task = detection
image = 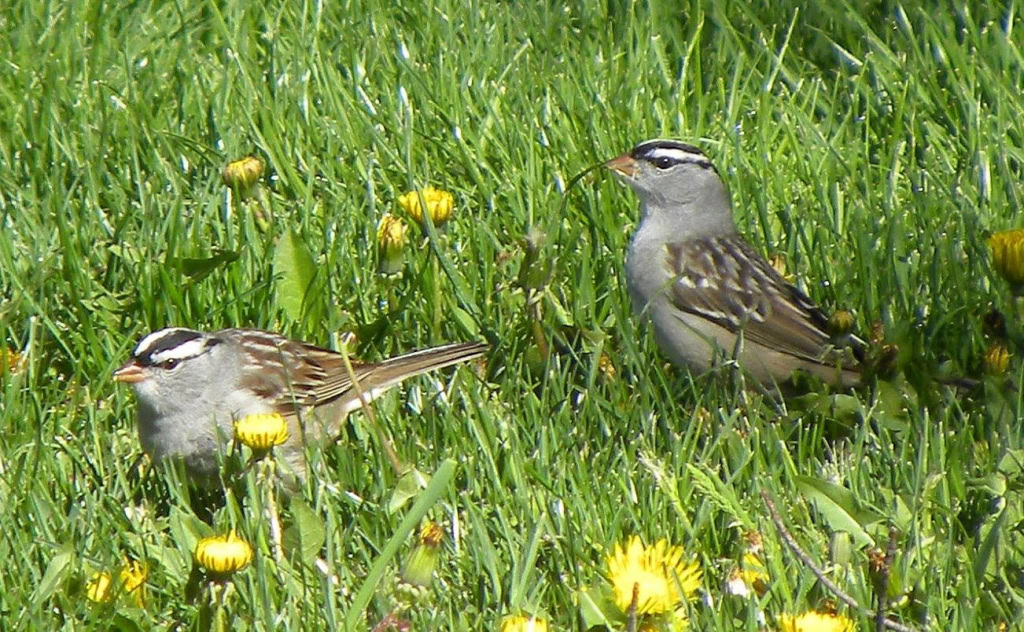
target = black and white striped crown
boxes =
[630,139,715,171]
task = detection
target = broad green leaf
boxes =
[388,467,429,515]
[284,498,326,566]
[169,508,213,564]
[169,250,241,281]
[795,476,880,547]
[450,305,481,337]
[32,542,74,610]
[273,230,316,322]
[577,584,623,629]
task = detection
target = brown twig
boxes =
[875,526,900,632]
[626,583,639,632]
[761,491,918,632]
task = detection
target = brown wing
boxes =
[665,236,858,368]
[221,329,486,415]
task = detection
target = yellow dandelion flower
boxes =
[221,156,265,195]
[983,342,1011,376]
[377,213,409,275]
[597,353,617,380]
[86,571,113,603]
[988,229,1024,288]
[606,536,702,615]
[194,531,253,576]
[778,611,856,632]
[401,521,444,588]
[499,614,549,632]
[119,561,147,590]
[234,413,289,451]
[119,559,147,600]
[398,186,454,226]
[85,560,147,605]
[669,606,690,630]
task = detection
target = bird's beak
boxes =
[604,153,638,179]
[113,360,148,384]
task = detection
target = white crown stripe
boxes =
[643,146,706,163]
[133,327,198,357]
[148,338,209,364]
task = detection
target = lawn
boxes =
[1,0,1022,629]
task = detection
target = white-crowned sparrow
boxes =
[114,327,487,478]
[606,139,862,386]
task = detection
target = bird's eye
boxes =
[654,156,675,170]
[160,359,179,370]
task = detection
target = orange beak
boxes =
[604,153,638,178]
[113,360,148,384]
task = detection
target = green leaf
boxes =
[169,250,241,281]
[973,498,1007,579]
[31,542,74,610]
[388,467,429,515]
[450,305,481,337]
[284,498,326,566]
[577,584,623,629]
[795,476,881,547]
[273,230,316,322]
[169,508,213,562]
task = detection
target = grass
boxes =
[1,0,1023,629]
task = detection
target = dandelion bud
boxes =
[194,531,253,578]
[984,342,1011,376]
[398,187,454,227]
[988,229,1024,290]
[400,521,444,588]
[234,413,289,452]
[377,213,409,275]
[221,156,264,198]
[828,310,855,336]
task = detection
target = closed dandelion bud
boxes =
[989,229,1024,289]
[984,342,1011,376]
[234,412,289,452]
[398,187,454,227]
[499,614,549,632]
[377,213,409,275]
[400,521,444,588]
[221,156,264,198]
[194,531,253,578]
[828,310,855,336]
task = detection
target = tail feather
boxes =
[340,341,487,413]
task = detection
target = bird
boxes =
[113,327,487,479]
[605,139,862,387]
